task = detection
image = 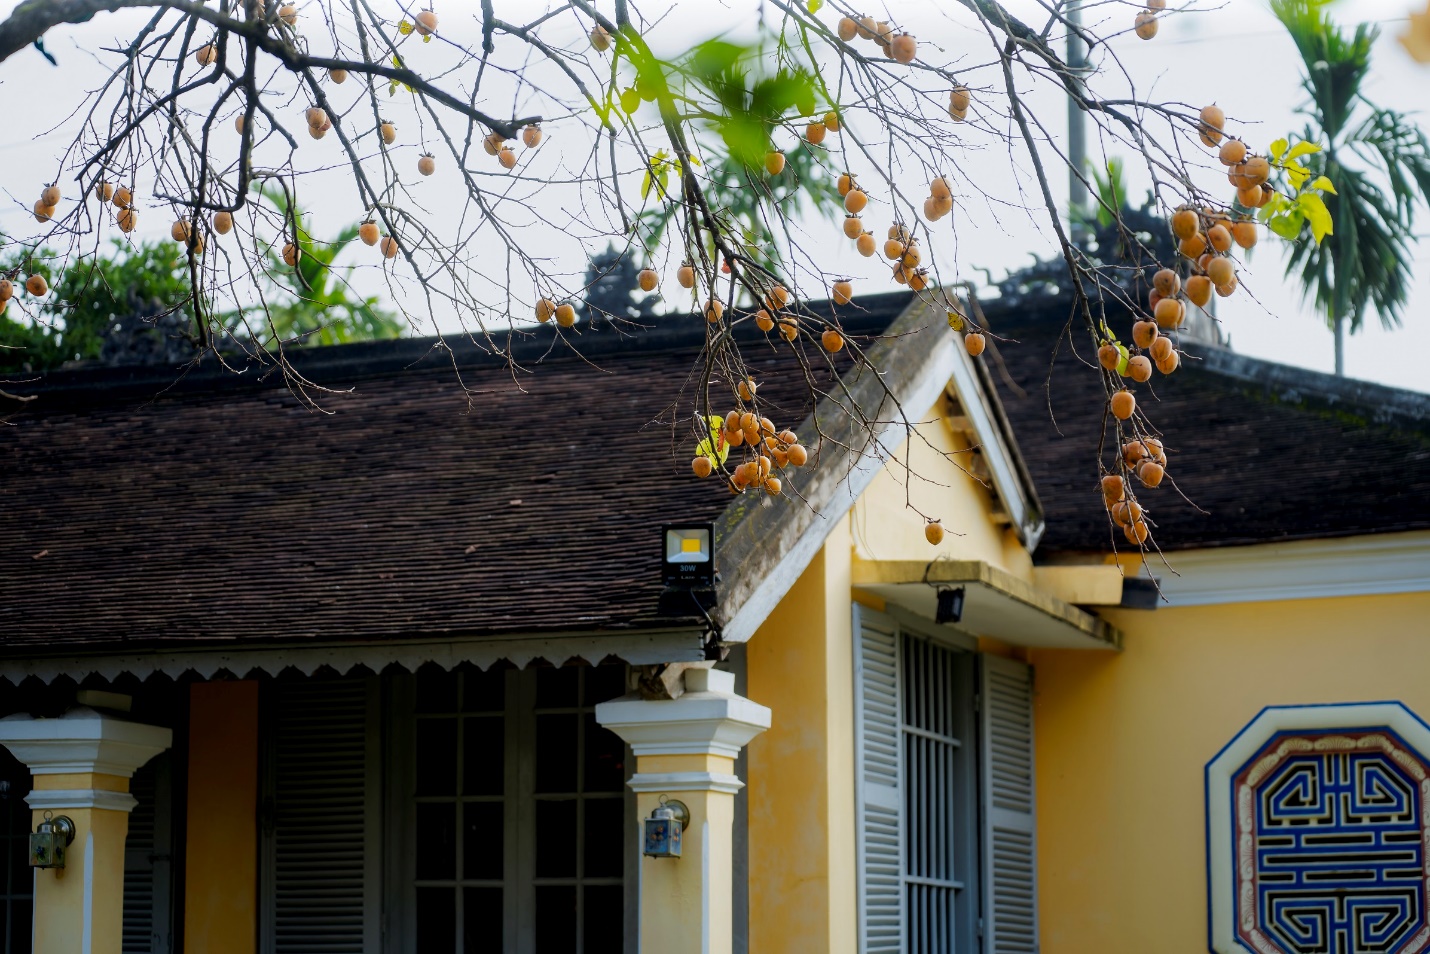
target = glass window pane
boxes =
[415,886,456,954]
[462,886,503,954]
[535,799,577,878]
[534,885,577,954]
[535,714,578,794]
[583,884,625,954]
[584,715,626,793]
[536,667,580,709]
[8,898,32,954]
[583,665,626,707]
[462,665,507,713]
[583,798,625,879]
[10,832,31,896]
[415,803,457,880]
[416,664,459,713]
[462,801,504,881]
[416,717,458,796]
[462,716,504,797]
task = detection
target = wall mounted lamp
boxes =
[30,812,75,869]
[643,796,689,859]
[936,586,965,625]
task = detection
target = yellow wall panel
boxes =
[851,404,1031,581]
[1032,592,1430,953]
[746,517,858,954]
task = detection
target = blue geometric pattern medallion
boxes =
[1232,731,1430,954]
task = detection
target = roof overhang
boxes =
[714,294,1046,645]
[852,558,1121,650]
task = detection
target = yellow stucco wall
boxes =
[1032,591,1430,953]
[185,680,259,954]
[746,515,858,954]
[850,401,1031,581]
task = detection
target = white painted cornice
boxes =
[26,789,139,813]
[0,708,172,777]
[1154,531,1430,607]
[595,669,771,759]
[626,772,745,795]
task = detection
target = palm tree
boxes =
[1272,0,1430,375]
[245,184,403,346]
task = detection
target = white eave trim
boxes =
[0,628,708,685]
[718,327,960,645]
[1154,531,1430,607]
[945,334,1044,549]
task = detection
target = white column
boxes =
[0,708,172,954]
[596,668,770,954]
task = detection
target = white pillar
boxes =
[596,668,770,954]
[0,708,172,954]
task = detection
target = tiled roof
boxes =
[980,297,1430,553]
[0,296,910,655]
[4,285,1426,658]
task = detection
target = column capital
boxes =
[0,707,172,778]
[595,668,771,759]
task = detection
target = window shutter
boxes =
[979,654,1037,954]
[261,676,380,954]
[852,605,904,954]
[123,753,173,954]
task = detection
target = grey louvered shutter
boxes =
[980,655,1037,954]
[123,753,173,954]
[853,605,904,954]
[261,676,380,954]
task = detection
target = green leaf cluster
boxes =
[630,36,838,275]
[683,38,818,170]
[0,241,195,373]
[1260,138,1337,244]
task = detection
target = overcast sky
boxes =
[1,0,1426,392]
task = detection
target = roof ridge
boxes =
[3,291,916,409]
[979,296,1429,425]
[1196,344,1430,424]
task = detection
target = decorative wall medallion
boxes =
[1208,703,1430,954]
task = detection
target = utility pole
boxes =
[1067,0,1089,241]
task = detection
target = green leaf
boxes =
[1298,191,1334,244]
[806,0,824,11]
[1115,343,1130,377]
[640,170,652,200]
[1285,140,1322,162]
[1270,138,1290,160]
[1308,175,1337,195]
[687,39,745,82]
[1268,210,1305,240]
[696,414,731,465]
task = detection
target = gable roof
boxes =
[2,292,959,671]
[980,296,1430,554]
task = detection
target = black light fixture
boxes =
[936,586,965,625]
[661,524,714,588]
